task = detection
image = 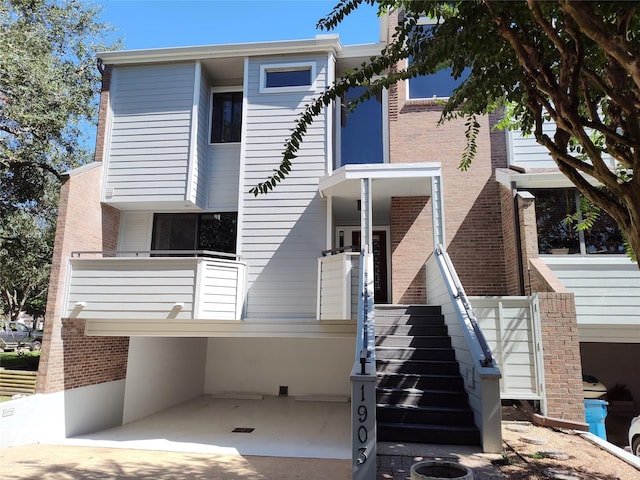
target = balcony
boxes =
[65,251,246,322]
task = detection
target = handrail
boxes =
[355,246,375,373]
[436,244,494,368]
[321,245,357,256]
[71,250,242,261]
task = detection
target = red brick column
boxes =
[537,292,585,422]
[36,165,127,393]
[93,65,112,163]
[499,184,520,295]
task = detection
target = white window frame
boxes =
[259,61,316,94]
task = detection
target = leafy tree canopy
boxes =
[252,0,640,266]
[0,0,117,318]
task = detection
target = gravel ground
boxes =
[499,422,640,480]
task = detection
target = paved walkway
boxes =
[377,442,505,480]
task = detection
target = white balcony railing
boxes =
[65,251,246,321]
[317,251,359,320]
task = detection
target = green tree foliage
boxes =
[252,0,640,266]
[0,0,116,318]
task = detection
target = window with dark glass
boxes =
[340,86,383,166]
[408,66,470,99]
[211,92,242,143]
[152,213,237,255]
[531,188,624,255]
[407,22,470,99]
[265,68,312,88]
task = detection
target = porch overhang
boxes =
[319,163,441,200]
[319,162,445,251]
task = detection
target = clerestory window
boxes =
[260,62,316,93]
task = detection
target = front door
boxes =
[351,230,388,304]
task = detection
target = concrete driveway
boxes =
[1,444,351,480]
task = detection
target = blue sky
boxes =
[95,0,381,50]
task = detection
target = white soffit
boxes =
[495,169,602,190]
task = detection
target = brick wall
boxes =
[61,319,128,390]
[387,58,509,296]
[500,184,521,295]
[93,65,112,163]
[390,196,431,303]
[537,292,585,422]
[36,164,127,394]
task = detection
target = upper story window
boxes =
[531,188,625,255]
[211,92,242,143]
[407,20,470,100]
[151,212,237,255]
[260,62,316,93]
[408,67,470,100]
[340,86,384,166]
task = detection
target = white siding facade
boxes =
[207,144,241,211]
[105,63,199,208]
[509,121,616,171]
[240,54,331,320]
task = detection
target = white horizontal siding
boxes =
[240,54,330,320]
[66,257,245,321]
[106,63,197,205]
[543,256,640,339]
[509,120,615,170]
[193,67,209,207]
[117,212,151,253]
[207,144,240,210]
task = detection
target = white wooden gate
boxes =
[471,296,547,415]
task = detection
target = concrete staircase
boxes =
[375,304,481,445]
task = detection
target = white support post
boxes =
[431,175,444,248]
[360,178,372,252]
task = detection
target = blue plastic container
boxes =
[584,399,608,440]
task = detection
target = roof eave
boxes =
[98,35,345,65]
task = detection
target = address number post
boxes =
[351,361,376,480]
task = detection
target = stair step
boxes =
[375,305,442,316]
[375,324,448,336]
[375,347,456,361]
[376,387,470,408]
[376,359,460,376]
[375,315,446,326]
[377,373,463,390]
[376,335,451,348]
[377,422,481,446]
[376,404,475,426]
